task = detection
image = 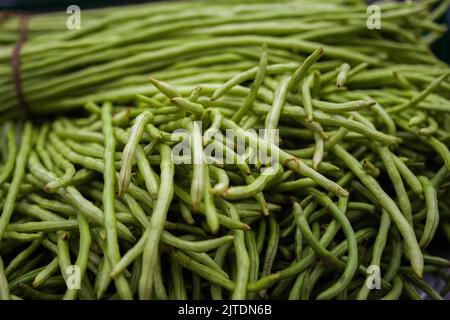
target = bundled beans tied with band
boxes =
[1,0,450,300]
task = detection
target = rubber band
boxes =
[0,12,12,23]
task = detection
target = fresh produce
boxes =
[0,0,450,300]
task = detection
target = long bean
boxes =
[0,122,33,242]
[102,103,133,299]
[139,144,174,299]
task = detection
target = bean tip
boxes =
[110,269,118,279]
[339,188,350,198]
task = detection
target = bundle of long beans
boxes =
[0,0,450,119]
[1,0,450,300]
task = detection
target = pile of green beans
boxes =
[0,0,450,300]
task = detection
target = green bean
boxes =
[139,144,174,299]
[209,166,229,195]
[381,277,403,300]
[136,94,165,108]
[418,176,439,249]
[115,127,159,199]
[211,242,232,300]
[376,145,412,225]
[81,185,130,215]
[0,122,16,185]
[153,255,168,300]
[426,137,450,171]
[102,103,133,300]
[203,109,223,146]
[118,111,153,196]
[260,215,280,297]
[418,117,438,136]
[391,154,423,195]
[287,47,324,92]
[265,76,290,140]
[3,232,43,241]
[172,97,204,116]
[288,269,308,300]
[6,220,77,233]
[179,202,195,225]
[310,70,321,98]
[232,44,267,122]
[381,233,402,286]
[312,134,324,171]
[404,274,443,300]
[149,76,180,99]
[55,231,71,290]
[244,230,259,300]
[19,283,63,300]
[94,255,112,299]
[293,204,304,262]
[255,219,266,256]
[188,85,203,103]
[302,74,314,121]
[219,200,249,299]
[16,201,63,222]
[0,122,33,242]
[401,276,422,300]
[170,257,187,300]
[186,120,205,211]
[32,257,59,288]
[35,124,54,172]
[28,194,76,217]
[347,62,369,80]
[192,273,201,300]
[184,250,229,279]
[222,164,282,200]
[202,165,220,234]
[423,255,450,268]
[313,99,376,113]
[55,128,104,143]
[0,255,9,300]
